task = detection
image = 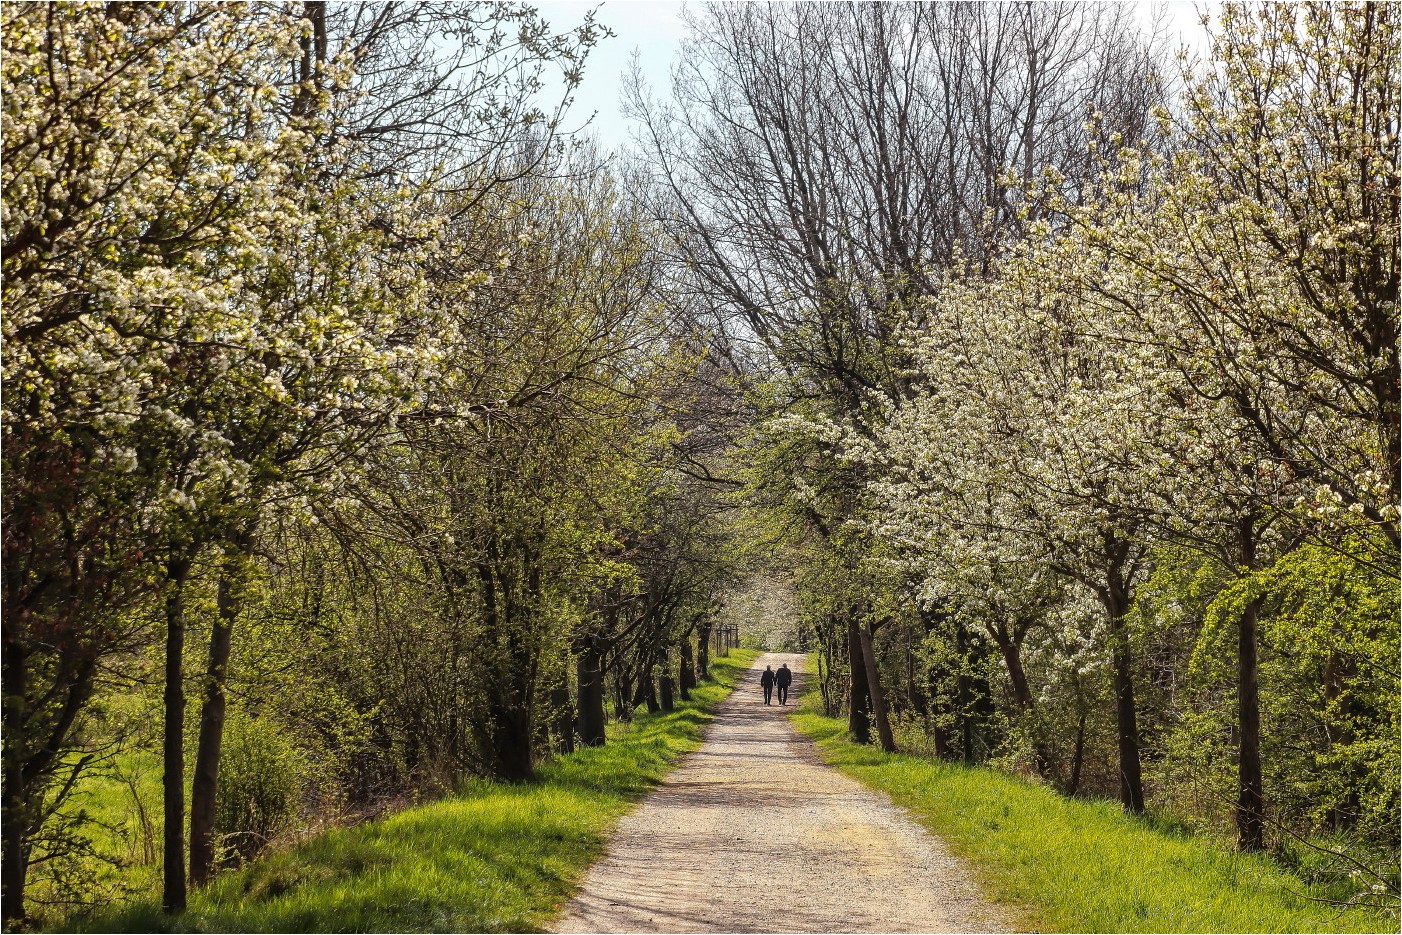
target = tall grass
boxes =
[66,650,759,934]
[789,702,1395,934]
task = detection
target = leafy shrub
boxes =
[214,713,304,862]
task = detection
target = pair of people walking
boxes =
[760,663,792,705]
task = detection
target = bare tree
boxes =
[627,1,1167,749]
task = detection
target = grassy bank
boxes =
[789,702,1394,934]
[70,649,759,934]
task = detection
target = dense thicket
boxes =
[1,0,1397,927]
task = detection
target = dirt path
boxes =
[554,652,1010,934]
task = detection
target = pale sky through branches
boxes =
[536,0,1215,154]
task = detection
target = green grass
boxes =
[67,649,759,934]
[789,699,1396,934]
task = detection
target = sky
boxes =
[535,1,694,151]
[534,1,1217,155]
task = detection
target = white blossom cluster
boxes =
[2,3,458,543]
[773,2,1397,690]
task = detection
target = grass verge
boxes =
[789,698,1394,934]
[69,649,759,934]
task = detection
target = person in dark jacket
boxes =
[776,662,793,705]
[760,665,776,705]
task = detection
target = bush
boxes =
[214,713,304,863]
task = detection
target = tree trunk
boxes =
[846,616,871,744]
[991,623,1050,776]
[859,623,896,753]
[696,623,712,680]
[643,672,659,713]
[2,640,28,924]
[1,642,97,924]
[659,674,675,711]
[614,677,633,722]
[924,616,950,759]
[1094,550,1146,813]
[1235,517,1265,850]
[162,557,191,913]
[1067,707,1087,796]
[905,642,919,715]
[576,640,606,746]
[678,636,694,699]
[189,533,251,887]
[483,625,536,781]
[475,542,536,782]
[631,666,659,715]
[956,620,975,764]
[1108,611,1145,813]
[488,700,533,781]
[1236,592,1265,850]
[931,721,950,759]
[817,642,833,716]
[550,686,575,754]
[993,627,1034,710]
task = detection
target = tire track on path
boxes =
[554,652,1010,934]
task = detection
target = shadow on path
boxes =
[553,652,1008,935]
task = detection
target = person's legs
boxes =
[778,685,788,705]
[763,685,772,705]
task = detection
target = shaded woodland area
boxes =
[2,0,1397,928]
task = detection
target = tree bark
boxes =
[992,627,1034,710]
[643,673,659,713]
[678,636,695,699]
[846,616,871,744]
[1107,608,1145,813]
[818,616,840,716]
[189,533,251,887]
[2,640,28,924]
[931,721,950,759]
[1,645,97,924]
[1235,518,1265,851]
[632,666,660,715]
[991,622,1050,776]
[475,544,536,782]
[1236,593,1265,849]
[859,622,897,753]
[162,557,191,913]
[696,622,711,680]
[575,640,606,746]
[487,700,533,781]
[905,642,919,715]
[659,674,675,711]
[614,676,633,722]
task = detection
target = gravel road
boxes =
[553,652,1010,934]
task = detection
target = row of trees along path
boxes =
[3,2,1396,927]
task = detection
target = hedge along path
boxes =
[554,652,1009,934]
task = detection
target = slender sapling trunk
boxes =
[162,556,192,913]
[846,616,871,744]
[190,532,252,886]
[859,622,897,753]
